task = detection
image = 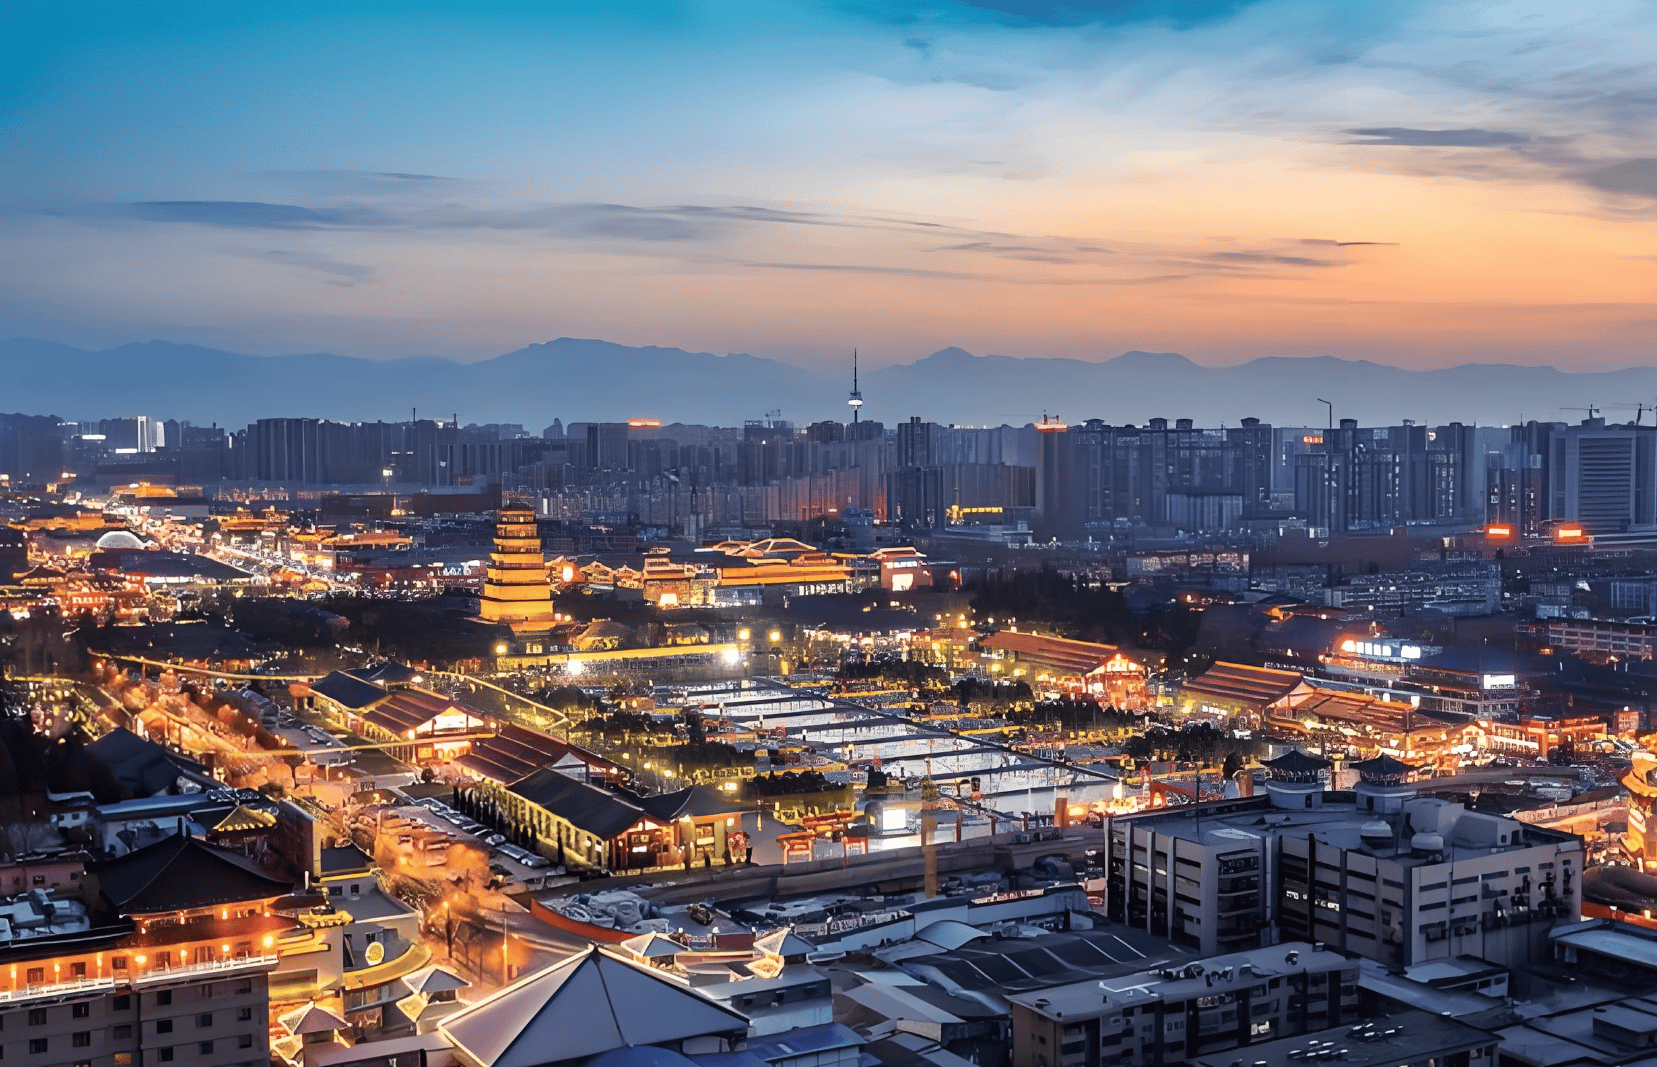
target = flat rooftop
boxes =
[1111,793,1579,867]
[1007,941,1351,1020]
[1185,1008,1493,1067]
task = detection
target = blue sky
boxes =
[3,0,1656,367]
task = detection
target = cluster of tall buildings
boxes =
[11,406,1657,540]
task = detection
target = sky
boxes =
[2,0,1657,369]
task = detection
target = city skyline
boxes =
[4,1,1657,369]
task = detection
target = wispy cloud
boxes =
[1345,127,1529,147]
[225,249,374,286]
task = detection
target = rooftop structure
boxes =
[437,945,750,1067]
[1183,1007,1497,1067]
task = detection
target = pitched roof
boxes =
[507,769,651,839]
[85,727,201,797]
[364,688,481,735]
[980,631,1134,676]
[310,670,389,711]
[348,661,422,686]
[1352,754,1419,781]
[1263,749,1330,778]
[211,804,277,833]
[439,946,749,1067]
[453,721,622,785]
[92,835,293,913]
[1181,661,1303,708]
[634,785,741,823]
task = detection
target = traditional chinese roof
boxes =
[1181,661,1303,709]
[507,769,652,840]
[309,670,389,711]
[91,835,292,914]
[1263,748,1330,781]
[1351,754,1419,783]
[364,688,482,736]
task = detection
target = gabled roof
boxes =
[279,1002,347,1035]
[1352,754,1419,781]
[348,661,422,686]
[91,834,292,913]
[439,946,749,1067]
[508,769,651,839]
[365,688,481,735]
[453,721,623,785]
[1181,661,1303,707]
[1263,749,1330,778]
[310,670,390,711]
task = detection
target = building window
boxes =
[27,1009,46,1026]
[157,1020,173,1034]
[159,1049,174,1063]
[155,991,172,1006]
[73,1031,91,1047]
[70,962,86,979]
[112,957,127,972]
[197,983,213,1000]
[199,1041,214,1055]
[198,1013,213,1028]
[235,980,252,995]
[239,1034,254,1049]
[238,1007,253,1022]
[114,995,131,1011]
[73,1003,90,1018]
[25,968,43,985]
[115,1056,133,1066]
[115,1025,133,1039]
[28,1040,46,1055]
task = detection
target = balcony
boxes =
[132,954,280,987]
[0,977,116,1006]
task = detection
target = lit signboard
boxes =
[1341,639,1423,661]
[1302,435,1324,445]
[1486,524,1514,538]
[1482,674,1517,689]
[1554,525,1585,541]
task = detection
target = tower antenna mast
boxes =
[848,349,864,425]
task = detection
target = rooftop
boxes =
[1184,1008,1494,1067]
[1111,793,1580,867]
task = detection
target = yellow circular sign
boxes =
[365,941,385,966]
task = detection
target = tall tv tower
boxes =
[847,349,863,424]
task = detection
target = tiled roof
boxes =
[1181,661,1303,707]
[980,631,1137,675]
[310,670,389,711]
[364,688,479,735]
[92,835,292,913]
[508,769,651,839]
[452,722,621,785]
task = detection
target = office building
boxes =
[1007,941,1359,1067]
[1104,751,1584,966]
[1544,417,1657,533]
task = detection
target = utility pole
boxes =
[1316,398,1333,433]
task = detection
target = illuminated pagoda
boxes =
[479,501,557,633]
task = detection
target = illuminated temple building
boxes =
[478,503,557,633]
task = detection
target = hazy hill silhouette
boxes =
[4,336,1652,428]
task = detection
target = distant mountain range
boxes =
[3,335,1653,430]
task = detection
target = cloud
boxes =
[1582,159,1657,199]
[129,201,362,229]
[1207,251,1339,267]
[1344,127,1529,147]
[226,249,374,286]
[747,261,985,279]
[1300,239,1398,247]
